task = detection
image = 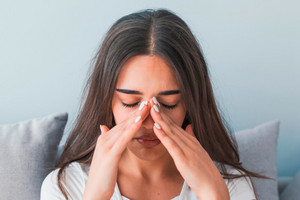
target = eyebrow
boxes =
[116,89,180,96]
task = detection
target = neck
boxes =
[118,148,180,182]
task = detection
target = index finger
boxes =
[111,100,150,148]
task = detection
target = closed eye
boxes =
[160,103,177,110]
[122,102,139,108]
[122,102,177,110]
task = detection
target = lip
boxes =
[134,137,161,147]
[135,136,159,140]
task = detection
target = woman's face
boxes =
[112,55,186,161]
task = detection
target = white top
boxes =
[41,162,256,200]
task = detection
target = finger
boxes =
[150,105,193,154]
[97,124,110,142]
[150,99,205,157]
[185,124,195,137]
[150,104,200,152]
[149,104,173,135]
[149,96,192,143]
[100,125,110,134]
[165,115,201,148]
[110,100,149,135]
[153,122,185,159]
[154,120,205,163]
[149,98,155,108]
[101,100,149,150]
[112,100,150,148]
[173,122,202,151]
[159,110,197,141]
[150,98,174,126]
[151,96,160,107]
[150,105,186,141]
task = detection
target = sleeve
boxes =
[40,169,68,200]
[226,168,257,200]
[40,163,86,200]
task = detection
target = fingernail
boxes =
[152,97,160,106]
[144,100,148,105]
[99,124,103,132]
[138,101,145,111]
[153,104,159,112]
[154,122,161,129]
[135,116,141,123]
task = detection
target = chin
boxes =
[127,143,168,161]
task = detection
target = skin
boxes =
[82,55,230,200]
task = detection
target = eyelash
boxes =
[122,102,177,110]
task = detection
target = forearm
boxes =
[196,180,230,200]
[198,190,230,200]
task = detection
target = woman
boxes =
[41,9,271,200]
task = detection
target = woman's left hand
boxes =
[150,99,230,200]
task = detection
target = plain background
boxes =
[0,0,299,177]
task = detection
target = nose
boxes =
[140,97,157,130]
[142,110,155,130]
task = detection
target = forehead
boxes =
[116,55,179,91]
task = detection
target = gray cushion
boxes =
[0,112,68,200]
[278,177,293,195]
[280,170,300,200]
[234,120,280,200]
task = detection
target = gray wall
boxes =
[1,0,299,177]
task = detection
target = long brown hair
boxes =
[56,9,272,199]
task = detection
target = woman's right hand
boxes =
[82,101,150,200]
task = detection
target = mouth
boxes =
[134,136,161,147]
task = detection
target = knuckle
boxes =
[121,123,128,133]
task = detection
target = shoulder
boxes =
[223,165,256,200]
[212,161,256,199]
[40,162,89,200]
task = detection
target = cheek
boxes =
[112,103,135,124]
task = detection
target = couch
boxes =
[0,112,299,200]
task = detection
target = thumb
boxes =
[100,124,110,133]
[185,124,195,137]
